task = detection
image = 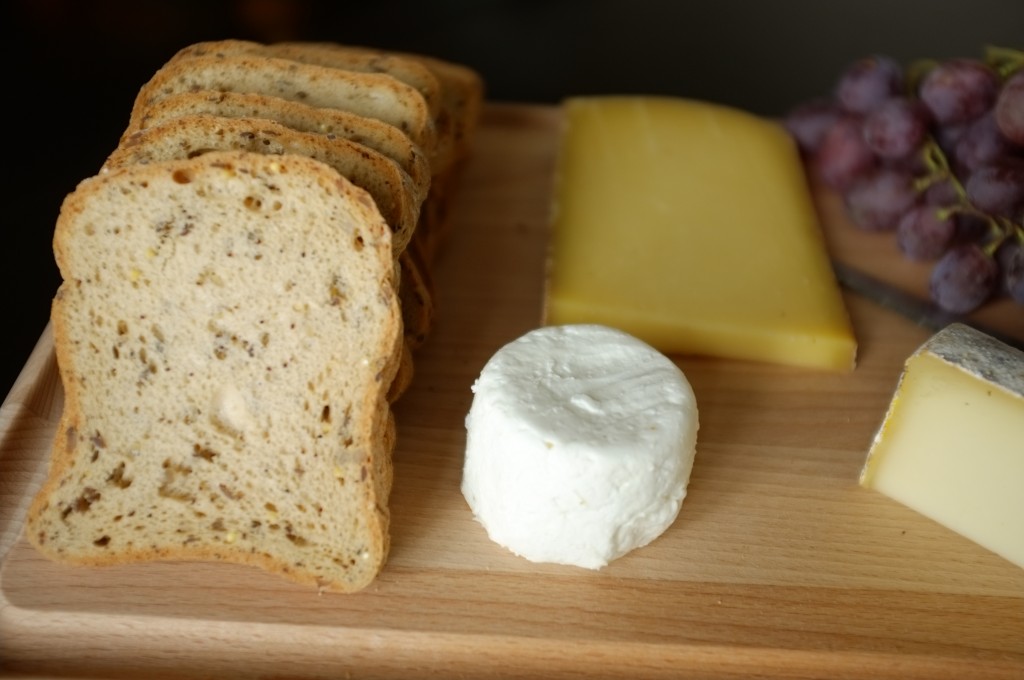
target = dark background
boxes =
[3,0,1023,398]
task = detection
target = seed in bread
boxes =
[26,150,402,593]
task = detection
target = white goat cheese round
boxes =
[461,324,699,569]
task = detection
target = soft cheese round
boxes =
[461,324,699,569]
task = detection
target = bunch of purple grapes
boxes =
[785,47,1023,314]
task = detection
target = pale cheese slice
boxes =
[860,323,1024,569]
[544,96,856,371]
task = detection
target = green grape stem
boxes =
[983,218,1015,257]
[914,137,1020,256]
[994,219,1024,254]
[905,58,939,94]
[984,45,1024,79]
[904,46,1021,95]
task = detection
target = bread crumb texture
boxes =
[28,151,401,593]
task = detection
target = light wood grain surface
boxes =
[1,104,1022,680]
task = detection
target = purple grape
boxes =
[954,111,1014,173]
[923,177,960,206]
[863,97,931,159]
[964,160,1024,217]
[929,244,999,312]
[995,237,1024,304]
[954,213,991,244]
[784,98,843,154]
[995,71,1024,146]
[789,54,1023,315]
[882,151,929,177]
[835,55,904,114]
[897,205,956,260]
[813,116,877,190]
[934,121,969,158]
[919,59,999,125]
[843,169,919,231]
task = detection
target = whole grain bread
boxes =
[283,41,484,175]
[105,113,436,352]
[130,90,432,194]
[170,39,444,122]
[257,42,476,263]
[125,53,438,154]
[106,114,426,257]
[27,40,483,592]
[397,49,484,262]
[144,39,482,262]
[398,244,436,350]
[26,150,402,593]
[270,42,484,261]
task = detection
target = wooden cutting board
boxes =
[1,103,1022,680]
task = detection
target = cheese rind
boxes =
[461,324,699,569]
[860,323,1024,569]
[544,96,856,371]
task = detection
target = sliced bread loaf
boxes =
[105,114,435,352]
[169,39,444,122]
[129,89,432,195]
[126,53,437,154]
[126,38,482,266]
[255,41,476,262]
[398,244,436,350]
[297,43,485,263]
[284,42,484,175]
[26,150,402,593]
[395,49,484,262]
[107,114,426,256]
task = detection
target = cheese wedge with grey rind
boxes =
[860,323,1024,569]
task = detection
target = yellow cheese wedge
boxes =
[544,96,856,370]
[860,323,1024,569]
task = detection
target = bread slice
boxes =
[125,53,437,154]
[398,244,436,350]
[386,337,416,403]
[282,42,484,174]
[165,40,482,177]
[129,90,432,195]
[107,114,426,256]
[297,43,484,263]
[26,150,402,593]
[105,114,435,355]
[169,39,444,122]
[393,49,484,263]
[144,39,481,258]
[388,48,484,175]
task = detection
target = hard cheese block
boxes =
[544,96,856,371]
[860,323,1024,568]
